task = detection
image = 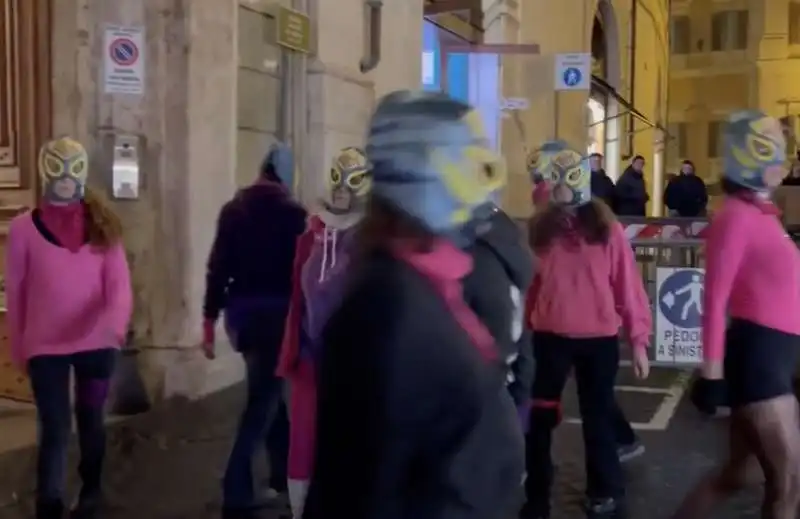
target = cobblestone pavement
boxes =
[0,371,777,519]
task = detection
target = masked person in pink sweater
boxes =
[522,140,651,519]
[671,112,800,519]
[5,137,132,519]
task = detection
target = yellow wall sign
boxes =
[276,6,311,53]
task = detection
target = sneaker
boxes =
[617,441,645,463]
[36,499,64,519]
[584,497,627,518]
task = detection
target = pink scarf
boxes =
[38,201,86,252]
[392,238,497,361]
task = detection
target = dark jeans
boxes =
[223,349,289,508]
[613,403,636,446]
[526,333,623,511]
[29,348,117,505]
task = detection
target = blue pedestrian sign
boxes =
[655,267,705,364]
[563,68,582,87]
[554,53,591,91]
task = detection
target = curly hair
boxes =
[83,186,124,249]
[528,198,616,253]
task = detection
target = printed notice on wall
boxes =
[103,25,145,95]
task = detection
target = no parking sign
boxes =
[103,25,145,95]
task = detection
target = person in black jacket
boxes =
[615,156,649,216]
[303,91,524,519]
[201,143,306,519]
[463,206,534,429]
[664,160,708,217]
[590,153,616,210]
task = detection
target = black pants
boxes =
[526,333,623,511]
[613,404,636,446]
[29,348,117,506]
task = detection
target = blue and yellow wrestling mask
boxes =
[38,137,88,203]
[365,90,506,244]
[533,140,590,207]
[723,110,787,192]
[318,146,370,229]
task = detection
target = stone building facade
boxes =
[0,0,668,402]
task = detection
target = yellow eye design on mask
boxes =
[71,158,86,176]
[329,168,342,186]
[565,167,585,187]
[42,156,65,177]
[346,170,371,193]
[746,134,778,162]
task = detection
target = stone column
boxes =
[481,0,530,217]
[510,0,595,217]
[50,0,239,400]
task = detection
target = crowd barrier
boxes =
[622,217,708,368]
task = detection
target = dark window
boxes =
[790,2,800,44]
[670,16,691,54]
[707,121,723,158]
[711,10,748,51]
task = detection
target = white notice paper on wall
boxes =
[103,25,146,95]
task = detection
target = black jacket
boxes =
[591,169,616,209]
[664,174,708,217]
[203,183,306,349]
[304,250,525,519]
[463,209,534,407]
[615,166,649,216]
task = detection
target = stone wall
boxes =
[51,0,242,401]
[236,2,283,187]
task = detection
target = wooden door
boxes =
[0,0,51,401]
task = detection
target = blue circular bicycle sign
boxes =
[657,269,704,329]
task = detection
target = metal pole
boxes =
[278,49,292,143]
[554,91,560,138]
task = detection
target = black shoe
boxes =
[221,505,269,519]
[519,501,550,519]
[584,497,627,518]
[69,488,103,519]
[36,499,64,519]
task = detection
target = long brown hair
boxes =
[356,196,436,258]
[83,186,124,248]
[528,198,616,253]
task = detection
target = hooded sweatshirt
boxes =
[525,219,651,350]
[202,182,306,349]
[463,208,534,406]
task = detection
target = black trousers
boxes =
[525,332,623,511]
[29,348,117,506]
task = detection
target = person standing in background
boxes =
[664,160,708,217]
[615,155,649,216]
[276,146,370,519]
[524,140,651,519]
[589,153,616,210]
[202,143,306,519]
[5,137,133,519]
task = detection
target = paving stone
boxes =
[0,378,783,519]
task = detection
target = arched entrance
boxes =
[588,0,622,180]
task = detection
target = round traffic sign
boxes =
[109,38,139,66]
[563,67,582,87]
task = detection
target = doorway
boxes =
[0,0,51,401]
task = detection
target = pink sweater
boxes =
[4,213,133,368]
[526,221,652,350]
[703,196,800,362]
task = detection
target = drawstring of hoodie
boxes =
[318,228,339,282]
